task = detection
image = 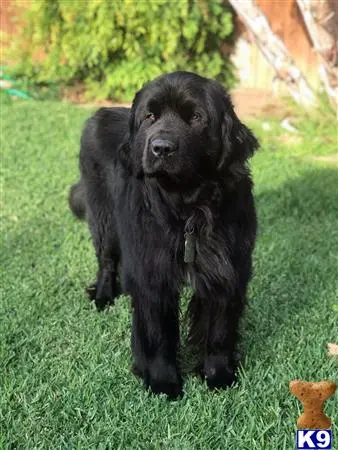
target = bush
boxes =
[8,0,235,101]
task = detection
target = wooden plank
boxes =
[228,0,316,105]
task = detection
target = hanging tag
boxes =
[184,232,196,263]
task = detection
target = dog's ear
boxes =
[218,106,259,170]
[231,109,258,163]
[119,91,144,178]
[210,82,259,170]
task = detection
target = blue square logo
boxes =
[296,429,332,449]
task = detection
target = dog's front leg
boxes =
[204,287,245,390]
[191,284,245,390]
[126,275,182,399]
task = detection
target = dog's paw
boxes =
[148,378,183,400]
[204,354,237,390]
[131,363,143,378]
[85,280,115,311]
[145,359,183,400]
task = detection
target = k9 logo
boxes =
[296,430,332,449]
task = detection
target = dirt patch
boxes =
[78,101,130,109]
[70,86,291,120]
[310,154,338,165]
[231,88,292,119]
[278,134,303,145]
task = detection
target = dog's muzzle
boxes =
[150,138,178,158]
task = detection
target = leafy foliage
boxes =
[9,0,235,101]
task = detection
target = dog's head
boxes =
[121,72,258,186]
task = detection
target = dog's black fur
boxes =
[69,72,258,399]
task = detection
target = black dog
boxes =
[69,72,258,399]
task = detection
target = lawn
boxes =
[1,98,337,449]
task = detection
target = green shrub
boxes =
[8,0,235,101]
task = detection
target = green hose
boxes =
[0,66,32,99]
[3,88,31,99]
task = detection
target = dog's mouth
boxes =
[143,167,202,194]
[142,146,178,177]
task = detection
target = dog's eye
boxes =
[145,113,156,122]
[191,112,201,122]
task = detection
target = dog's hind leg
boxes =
[86,198,121,310]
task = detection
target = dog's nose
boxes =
[151,139,176,157]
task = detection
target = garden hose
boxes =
[0,66,32,99]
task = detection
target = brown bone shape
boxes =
[289,380,337,429]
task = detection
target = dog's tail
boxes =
[68,180,86,220]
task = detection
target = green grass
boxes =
[1,100,337,449]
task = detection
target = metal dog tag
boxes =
[184,232,196,263]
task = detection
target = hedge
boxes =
[8,0,235,101]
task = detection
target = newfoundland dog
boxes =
[69,71,258,399]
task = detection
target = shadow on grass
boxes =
[246,166,338,356]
